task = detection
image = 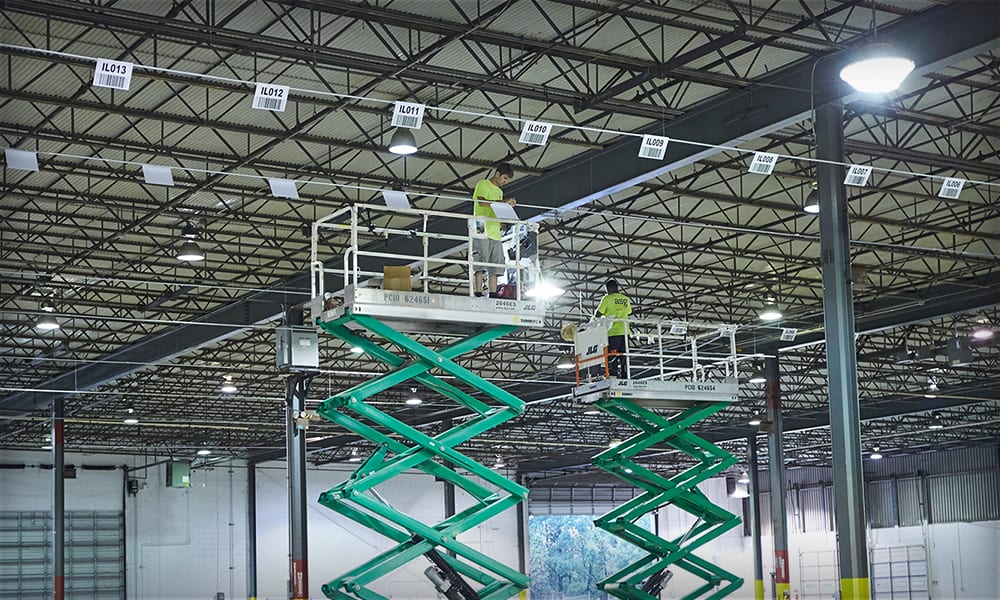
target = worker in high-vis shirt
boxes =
[596,278,632,378]
[472,162,517,297]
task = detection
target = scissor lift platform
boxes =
[573,378,738,409]
[317,285,546,334]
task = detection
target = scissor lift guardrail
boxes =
[309,203,544,599]
[573,320,746,599]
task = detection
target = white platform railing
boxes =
[310,202,540,302]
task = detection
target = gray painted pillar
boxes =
[515,473,529,574]
[51,396,65,600]
[286,375,312,600]
[765,356,790,600]
[815,99,870,599]
[248,463,258,600]
[748,436,765,600]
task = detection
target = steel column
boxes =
[816,100,870,600]
[51,396,65,600]
[748,436,765,600]
[765,356,789,600]
[286,374,313,600]
[248,463,258,600]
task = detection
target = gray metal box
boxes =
[166,460,191,488]
[275,326,319,370]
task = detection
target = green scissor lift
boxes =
[572,318,745,599]
[314,310,530,600]
[590,393,743,599]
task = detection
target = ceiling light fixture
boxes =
[493,456,505,469]
[972,323,994,340]
[748,363,766,384]
[348,448,362,462]
[870,447,883,460]
[123,417,140,425]
[737,471,750,484]
[176,240,205,262]
[35,314,60,331]
[387,127,418,155]
[525,280,566,299]
[220,375,238,394]
[40,299,56,313]
[748,415,762,426]
[556,353,575,370]
[608,438,623,449]
[757,301,782,322]
[839,43,915,94]
[196,448,212,456]
[803,183,820,214]
[924,378,939,399]
[405,388,422,406]
[928,413,944,430]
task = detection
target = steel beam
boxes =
[51,396,65,600]
[816,99,869,600]
[765,356,790,600]
[748,436,765,600]
[286,373,314,600]
[248,463,258,600]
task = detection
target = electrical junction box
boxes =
[166,460,191,488]
[275,326,319,370]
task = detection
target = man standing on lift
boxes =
[472,163,516,297]
[596,278,631,378]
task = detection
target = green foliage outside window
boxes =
[528,514,651,599]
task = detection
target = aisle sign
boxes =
[519,121,551,146]
[844,165,873,187]
[93,59,133,90]
[748,152,779,175]
[938,177,965,199]
[391,101,425,129]
[253,83,289,112]
[638,135,669,160]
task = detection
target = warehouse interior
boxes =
[1,1,999,599]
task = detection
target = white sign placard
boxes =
[780,328,798,341]
[93,59,133,90]
[5,148,39,171]
[268,177,298,199]
[490,201,518,220]
[381,190,411,209]
[391,101,425,129]
[253,83,289,112]
[574,323,609,370]
[519,121,551,146]
[748,152,779,175]
[638,135,669,160]
[938,177,965,199]
[141,164,174,186]
[844,165,873,187]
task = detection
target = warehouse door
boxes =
[0,510,125,599]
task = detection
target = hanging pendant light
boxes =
[36,314,60,331]
[388,127,418,155]
[839,43,915,94]
[176,240,205,262]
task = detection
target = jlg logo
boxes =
[586,344,599,354]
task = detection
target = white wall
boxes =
[3,449,998,600]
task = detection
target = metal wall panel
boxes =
[928,471,1000,523]
[868,480,896,528]
[800,486,829,532]
[897,478,924,527]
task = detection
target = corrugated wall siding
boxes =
[529,445,1000,532]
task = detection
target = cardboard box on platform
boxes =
[383,266,412,291]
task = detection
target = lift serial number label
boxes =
[684,383,718,391]
[403,294,430,304]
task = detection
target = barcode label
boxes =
[519,121,551,145]
[391,101,425,129]
[253,83,289,112]
[938,177,965,199]
[748,152,778,175]
[638,134,669,160]
[780,328,798,341]
[844,165,873,187]
[93,59,133,90]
